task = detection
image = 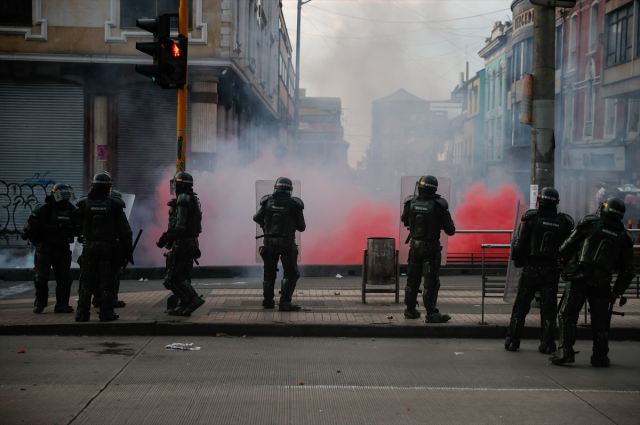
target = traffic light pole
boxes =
[176,0,188,172]
[530,4,556,191]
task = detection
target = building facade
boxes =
[0,0,293,245]
[558,0,640,221]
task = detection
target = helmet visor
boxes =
[53,186,76,203]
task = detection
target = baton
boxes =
[122,229,143,272]
[256,235,265,240]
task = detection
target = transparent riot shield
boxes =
[399,177,451,266]
[255,180,302,263]
[71,193,136,264]
[503,200,530,303]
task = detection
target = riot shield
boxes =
[71,193,136,264]
[503,200,530,303]
[255,180,302,263]
[399,177,451,266]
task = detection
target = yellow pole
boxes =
[176,0,188,172]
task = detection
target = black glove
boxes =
[156,236,166,249]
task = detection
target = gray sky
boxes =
[281,0,513,168]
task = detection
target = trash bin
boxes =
[362,237,399,303]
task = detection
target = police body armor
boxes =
[263,195,296,239]
[578,217,627,272]
[528,211,567,260]
[81,197,118,242]
[168,193,202,238]
[407,197,441,240]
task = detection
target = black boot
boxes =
[113,276,126,308]
[75,287,92,321]
[175,280,204,316]
[505,317,524,351]
[278,278,301,311]
[538,319,557,354]
[54,283,74,313]
[426,309,451,323]
[99,291,119,322]
[404,308,421,319]
[591,332,610,367]
[550,346,577,365]
[262,281,275,309]
[33,282,49,314]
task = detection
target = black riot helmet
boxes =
[170,171,194,195]
[601,197,626,221]
[91,171,113,194]
[274,177,293,194]
[418,175,438,196]
[537,187,560,210]
[51,183,76,203]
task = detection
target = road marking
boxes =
[284,385,639,394]
[0,283,32,299]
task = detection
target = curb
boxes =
[1,321,637,340]
[0,263,506,281]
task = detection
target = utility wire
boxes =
[307,4,509,25]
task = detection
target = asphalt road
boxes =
[1,336,638,425]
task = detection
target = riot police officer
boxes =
[74,172,133,322]
[21,183,80,314]
[253,177,306,311]
[504,187,574,353]
[401,175,455,323]
[550,198,636,367]
[156,171,205,316]
[92,189,127,309]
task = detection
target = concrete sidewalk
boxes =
[1,277,638,339]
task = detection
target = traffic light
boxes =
[159,35,188,89]
[135,15,170,86]
[135,13,188,89]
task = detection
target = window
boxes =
[628,100,639,134]
[498,65,503,108]
[564,89,574,142]
[486,76,491,111]
[0,0,31,25]
[606,3,634,67]
[569,15,578,70]
[583,80,595,138]
[120,0,193,30]
[604,98,617,138]
[492,71,497,109]
[588,4,599,53]
[556,26,563,69]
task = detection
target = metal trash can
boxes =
[362,237,399,303]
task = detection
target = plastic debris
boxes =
[216,333,228,337]
[407,408,410,411]
[336,274,344,278]
[138,278,144,281]
[33,383,37,386]
[334,292,341,296]
[17,348,25,354]
[387,315,393,319]
[455,352,464,355]
[299,381,304,385]
[164,343,201,351]
[144,279,149,282]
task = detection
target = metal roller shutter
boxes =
[117,84,191,214]
[0,79,84,246]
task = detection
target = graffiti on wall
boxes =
[0,176,55,246]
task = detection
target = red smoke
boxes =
[304,199,398,264]
[449,183,524,255]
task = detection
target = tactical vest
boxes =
[408,197,440,240]
[82,197,116,242]
[168,194,202,237]
[264,197,295,238]
[39,203,74,244]
[185,195,202,237]
[529,213,566,259]
[578,218,626,272]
